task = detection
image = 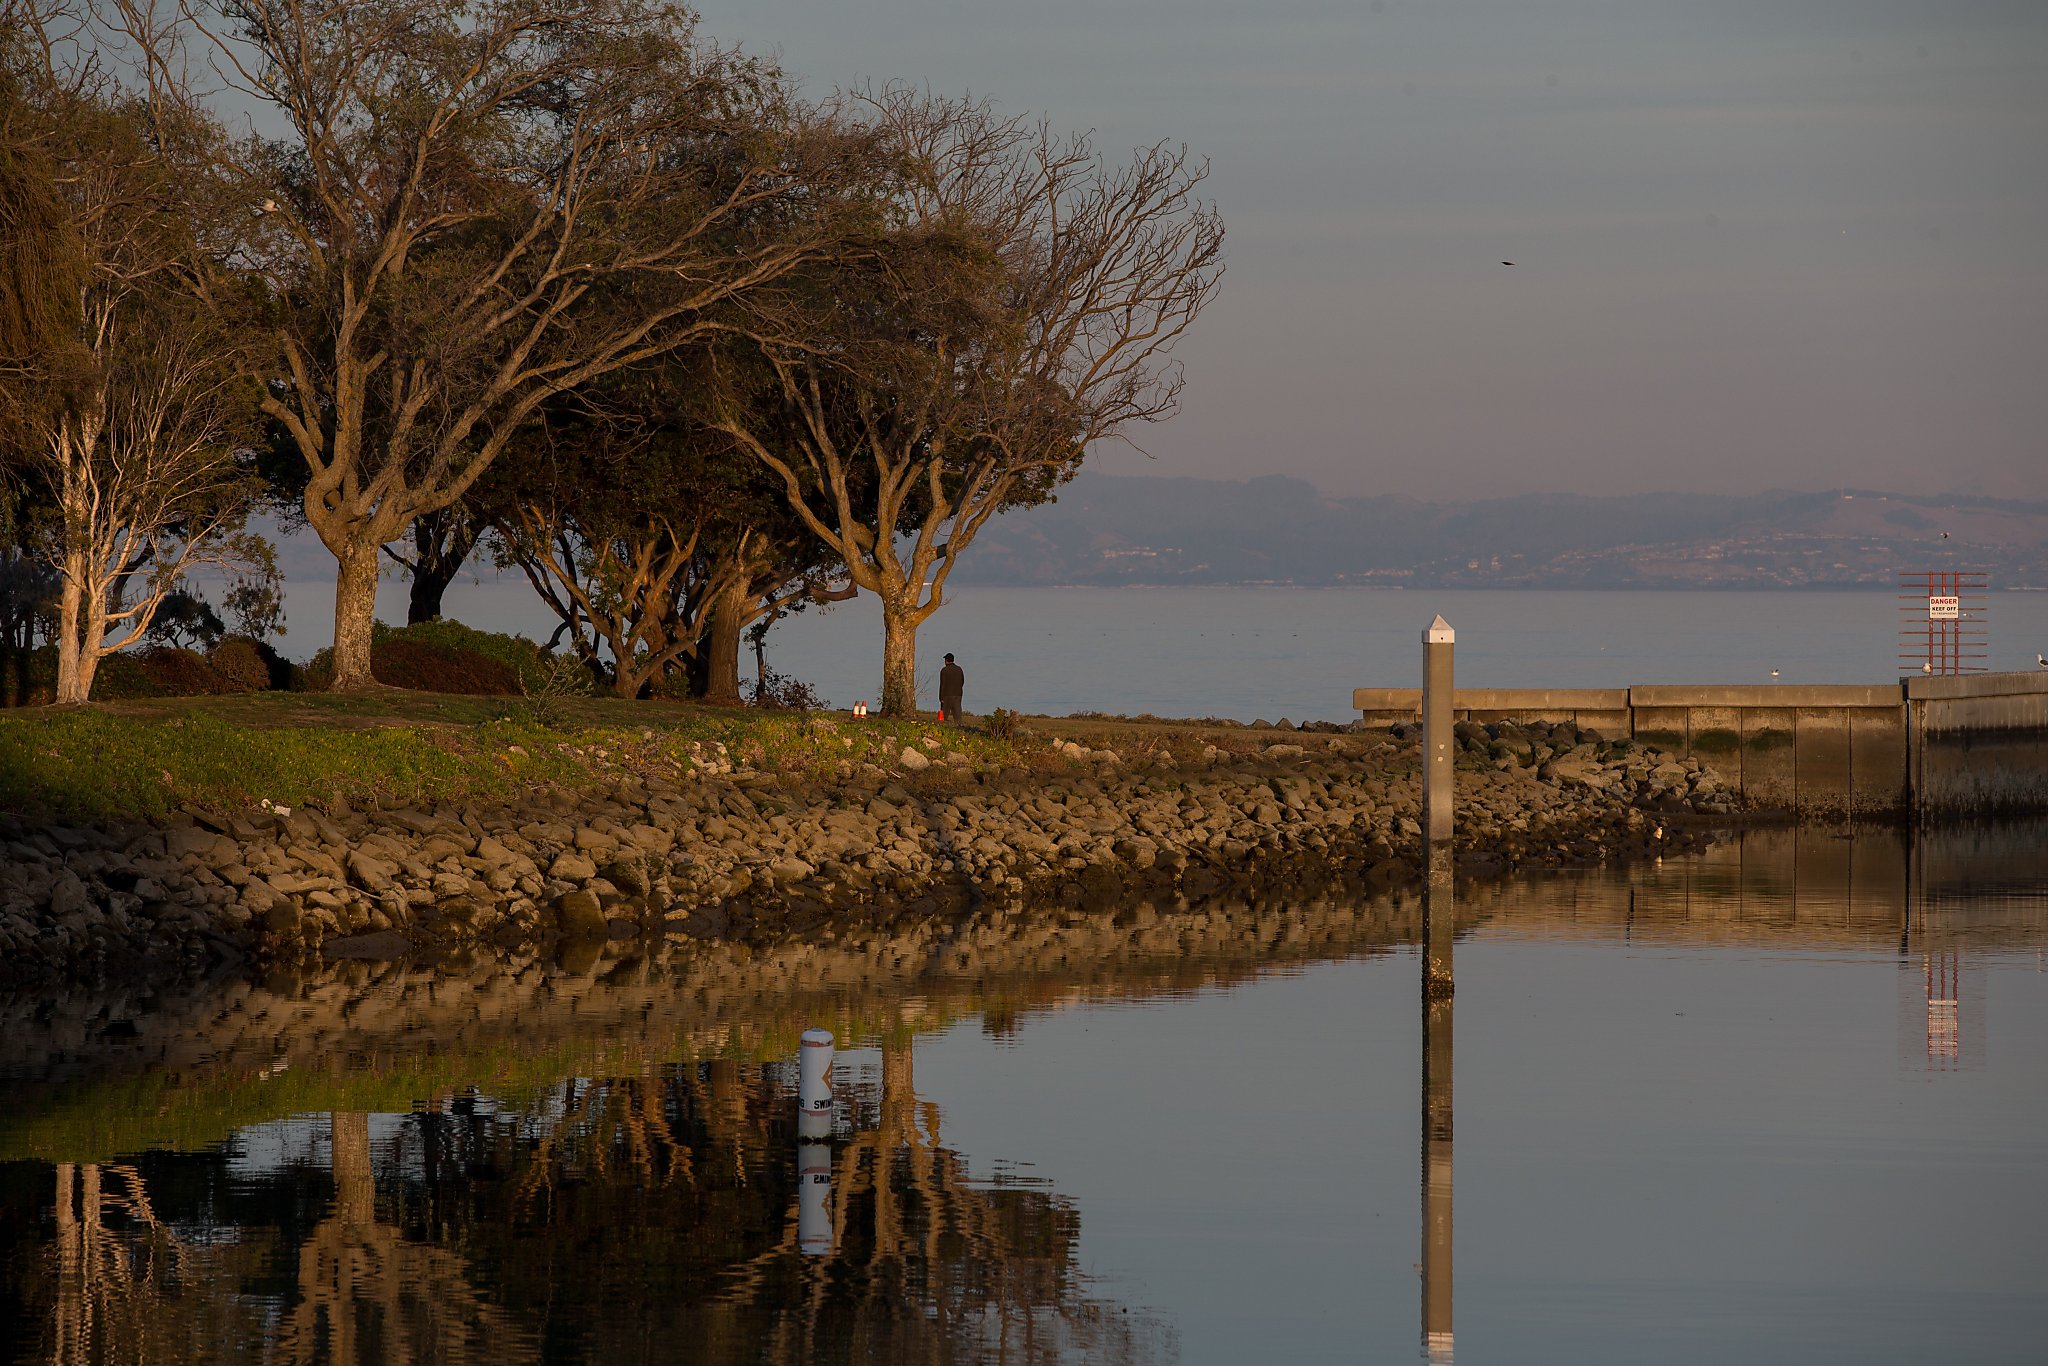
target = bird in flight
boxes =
[1940,531,1950,540]
[1770,668,1781,680]
[1501,261,1515,266]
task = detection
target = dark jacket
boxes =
[939,662,965,713]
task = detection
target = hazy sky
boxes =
[690,0,2048,501]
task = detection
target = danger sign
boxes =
[1928,595,1960,620]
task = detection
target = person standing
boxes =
[939,652,965,721]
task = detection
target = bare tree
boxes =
[3,0,270,704]
[714,90,1223,715]
[488,385,843,700]
[180,0,855,690]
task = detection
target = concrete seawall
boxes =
[1909,673,2048,817]
[1353,673,2048,819]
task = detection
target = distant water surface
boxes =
[292,574,2048,722]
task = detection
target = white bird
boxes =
[1922,662,1934,674]
[1769,669,1780,680]
[2037,653,2047,669]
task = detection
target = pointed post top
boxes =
[1423,614,1455,644]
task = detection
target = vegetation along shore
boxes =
[0,684,1734,986]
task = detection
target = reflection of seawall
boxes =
[7,822,2045,1164]
[0,884,1425,1162]
[1462,824,2048,951]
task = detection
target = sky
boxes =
[687,0,2048,501]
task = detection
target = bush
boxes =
[206,636,278,692]
[137,647,231,697]
[380,619,557,692]
[299,620,557,696]
[373,639,520,693]
[0,646,55,708]
[746,666,827,712]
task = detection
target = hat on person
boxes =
[943,653,954,661]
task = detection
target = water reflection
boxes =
[1420,881,1455,1363]
[3,821,2045,1364]
[12,1041,1171,1364]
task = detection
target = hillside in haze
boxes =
[955,475,2048,589]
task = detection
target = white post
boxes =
[1422,615,1456,1000]
[1422,614,1456,855]
[799,1027,835,1134]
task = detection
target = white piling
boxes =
[798,1141,834,1255]
[799,1027,835,1120]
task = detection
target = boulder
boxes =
[554,890,608,939]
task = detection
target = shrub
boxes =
[368,639,520,693]
[381,619,557,692]
[0,646,55,708]
[136,647,229,696]
[746,666,827,712]
[298,619,551,695]
[519,653,589,728]
[206,636,276,692]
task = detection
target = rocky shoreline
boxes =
[0,719,1737,985]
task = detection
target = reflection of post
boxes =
[1421,971,1455,1362]
[798,1142,834,1256]
[53,1162,80,1366]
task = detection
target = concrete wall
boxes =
[1353,676,2048,817]
[1908,673,2048,816]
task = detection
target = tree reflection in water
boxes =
[14,1029,1171,1365]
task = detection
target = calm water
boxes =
[3,823,2045,1364]
[301,567,2048,721]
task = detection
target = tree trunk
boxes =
[403,509,478,625]
[699,578,749,706]
[53,564,86,705]
[880,598,920,717]
[329,539,383,692]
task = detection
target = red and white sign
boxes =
[1928,595,1961,620]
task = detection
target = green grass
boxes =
[0,692,1023,823]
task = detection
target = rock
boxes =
[768,857,817,883]
[549,852,598,882]
[897,747,932,772]
[165,827,229,861]
[554,889,608,938]
[347,851,399,894]
[600,861,652,897]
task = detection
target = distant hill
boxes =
[950,474,2048,589]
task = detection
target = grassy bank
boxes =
[0,693,1029,824]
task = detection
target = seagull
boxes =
[1501,261,1516,266]
[2038,653,2047,669]
[1770,669,1780,680]
[1940,531,1950,540]
[1922,662,1934,674]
